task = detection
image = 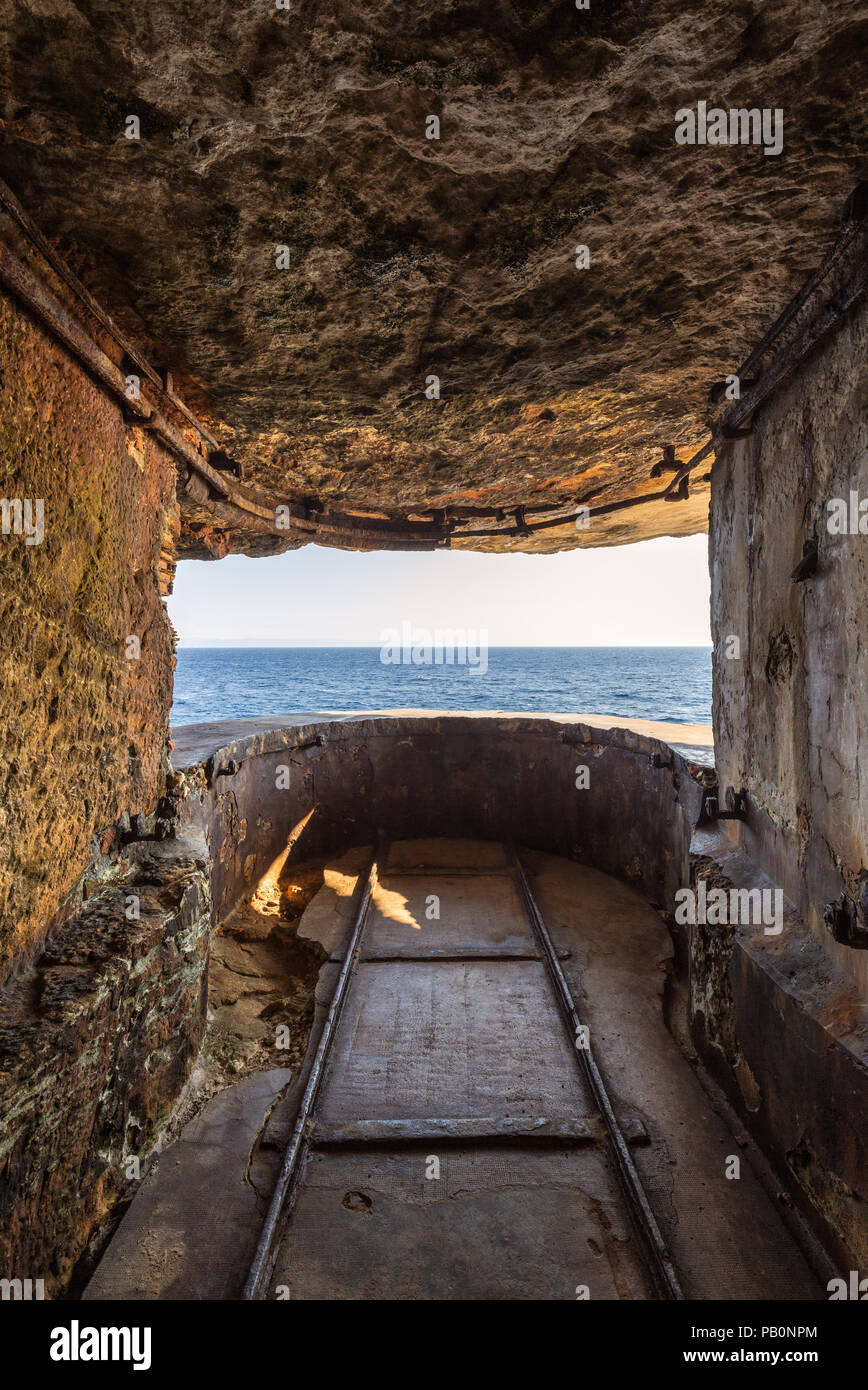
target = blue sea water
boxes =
[171,646,712,728]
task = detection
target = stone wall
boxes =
[706,239,868,1267]
[710,262,868,986]
[0,284,178,973]
[0,831,210,1296]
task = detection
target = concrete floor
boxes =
[269,839,821,1300]
[84,838,823,1301]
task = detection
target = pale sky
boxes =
[167,533,711,647]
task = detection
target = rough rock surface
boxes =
[2,0,865,553]
[0,288,178,970]
[710,244,868,970]
[0,835,211,1296]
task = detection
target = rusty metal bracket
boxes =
[122,406,159,429]
[204,754,242,786]
[824,892,868,950]
[704,786,748,821]
[708,378,760,405]
[791,538,819,583]
[208,449,244,478]
[650,444,681,478]
[664,475,690,502]
[294,733,327,752]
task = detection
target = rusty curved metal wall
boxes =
[176,715,704,924]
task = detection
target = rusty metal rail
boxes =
[0,234,278,530]
[508,842,684,1300]
[242,847,380,1300]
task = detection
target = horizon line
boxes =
[176,641,714,650]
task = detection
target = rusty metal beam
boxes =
[0,174,221,450]
[0,240,151,418]
[0,237,280,532]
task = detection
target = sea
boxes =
[170,646,712,729]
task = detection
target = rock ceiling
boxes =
[1,0,865,553]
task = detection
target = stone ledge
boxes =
[171,708,714,769]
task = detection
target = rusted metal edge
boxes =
[0,240,151,418]
[0,176,163,392]
[664,216,868,496]
[0,173,223,449]
[242,848,380,1301]
[311,1115,597,1146]
[507,841,684,1301]
[0,238,278,527]
[326,948,571,962]
[736,192,868,382]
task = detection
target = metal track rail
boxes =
[242,848,380,1300]
[508,842,684,1300]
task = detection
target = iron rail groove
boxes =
[242,847,380,1300]
[507,842,684,1300]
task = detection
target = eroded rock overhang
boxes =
[2,1,866,557]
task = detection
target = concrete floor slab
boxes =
[318,959,592,1125]
[84,1068,292,1301]
[365,871,535,955]
[270,1147,652,1300]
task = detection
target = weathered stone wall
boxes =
[0,284,178,972]
[707,250,868,1268]
[688,831,868,1273]
[0,831,210,1296]
[710,283,868,987]
[174,714,703,923]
